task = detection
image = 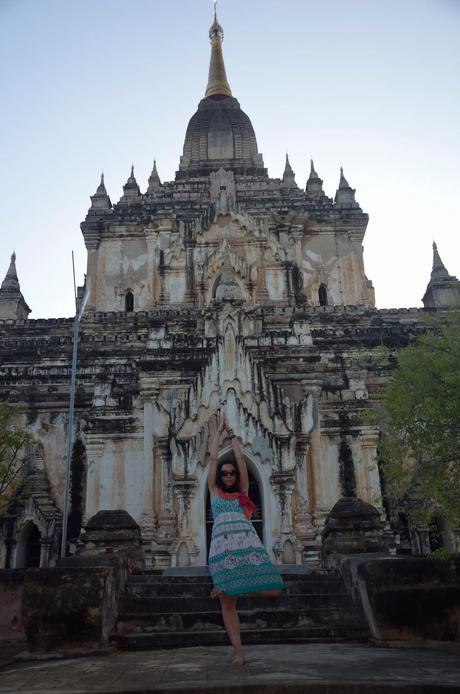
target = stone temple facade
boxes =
[1,13,460,570]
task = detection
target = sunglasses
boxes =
[221,470,237,477]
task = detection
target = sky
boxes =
[0,0,459,318]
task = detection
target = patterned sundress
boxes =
[208,491,284,596]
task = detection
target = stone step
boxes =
[112,625,369,650]
[125,579,346,597]
[124,580,347,597]
[117,606,363,633]
[119,592,353,613]
[129,572,338,584]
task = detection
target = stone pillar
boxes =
[300,380,331,532]
[359,429,383,509]
[283,261,295,305]
[39,538,52,568]
[255,240,269,303]
[144,227,159,308]
[271,469,301,564]
[83,231,100,311]
[171,477,199,567]
[173,477,196,537]
[294,436,312,537]
[138,382,159,565]
[411,527,431,556]
[159,221,175,305]
[83,437,106,522]
[184,222,196,305]
[152,438,176,567]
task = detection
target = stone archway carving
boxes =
[198,444,276,565]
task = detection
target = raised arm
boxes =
[226,418,249,493]
[207,417,226,493]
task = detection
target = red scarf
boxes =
[217,489,256,520]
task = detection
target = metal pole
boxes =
[72,251,78,313]
[60,286,89,559]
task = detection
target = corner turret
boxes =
[422,242,460,308]
[282,154,296,188]
[89,173,112,213]
[0,252,31,320]
[334,167,360,209]
[305,159,325,199]
[147,159,162,195]
[119,165,141,204]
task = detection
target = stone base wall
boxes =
[0,569,25,641]
[341,556,460,643]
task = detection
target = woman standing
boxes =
[207,416,283,665]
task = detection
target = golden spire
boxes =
[205,2,232,98]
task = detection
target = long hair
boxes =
[215,459,241,493]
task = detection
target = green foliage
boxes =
[378,311,460,526]
[0,403,34,515]
[430,548,460,560]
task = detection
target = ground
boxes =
[1,643,460,693]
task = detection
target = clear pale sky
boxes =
[0,0,459,318]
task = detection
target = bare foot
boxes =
[231,651,245,666]
[210,587,225,599]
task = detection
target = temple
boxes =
[0,10,459,570]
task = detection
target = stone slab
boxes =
[1,643,460,692]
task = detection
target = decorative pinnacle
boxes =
[125,164,138,186]
[96,172,107,195]
[283,153,295,181]
[432,241,444,269]
[147,158,162,193]
[205,3,232,98]
[306,160,322,192]
[339,166,350,188]
[431,241,450,279]
[1,251,20,291]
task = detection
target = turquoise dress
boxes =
[208,494,284,596]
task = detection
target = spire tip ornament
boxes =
[205,2,232,98]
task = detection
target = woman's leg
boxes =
[219,595,245,665]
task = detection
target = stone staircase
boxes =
[112,570,369,650]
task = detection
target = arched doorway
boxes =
[15,521,41,568]
[205,467,263,558]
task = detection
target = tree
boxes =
[376,311,460,527]
[0,403,34,515]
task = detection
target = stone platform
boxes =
[1,643,460,693]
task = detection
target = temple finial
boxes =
[119,163,140,202]
[423,241,460,307]
[89,171,112,212]
[205,4,232,98]
[339,166,350,187]
[335,166,359,208]
[306,159,324,197]
[3,252,19,286]
[0,251,31,320]
[147,158,162,194]
[432,241,446,272]
[96,171,107,195]
[282,153,296,187]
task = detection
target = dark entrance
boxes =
[26,524,41,567]
[206,467,263,558]
[16,521,41,568]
